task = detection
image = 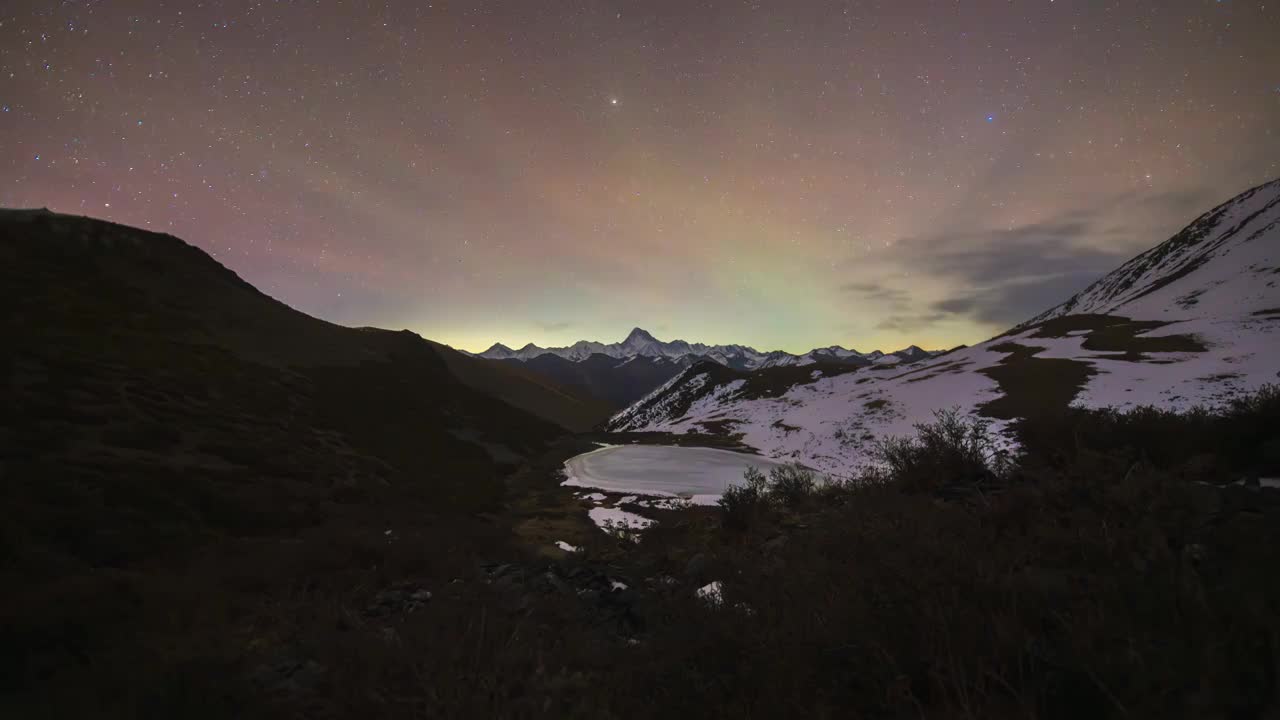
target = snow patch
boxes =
[634,497,690,510]
[588,506,654,533]
[696,581,724,606]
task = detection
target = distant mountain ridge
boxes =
[475,326,940,371]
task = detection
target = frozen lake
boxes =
[563,444,785,500]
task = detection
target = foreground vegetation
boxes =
[6,340,1278,718]
[332,387,1278,719]
[645,390,1280,719]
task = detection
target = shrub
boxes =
[719,466,771,530]
[873,407,1014,493]
[766,463,818,506]
[629,385,1280,719]
[1221,383,1280,475]
[1016,384,1280,479]
[719,463,824,528]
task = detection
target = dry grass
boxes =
[1028,313,1207,359]
[978,342,1097,420]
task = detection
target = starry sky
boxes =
[2,1,1278,353]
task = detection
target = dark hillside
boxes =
[0,209,568,714]
[428,341,615,432]
[518,352,688,409]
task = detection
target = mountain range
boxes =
[474,327,938,370]
[609,178,1280,473]
[468,329,940,409]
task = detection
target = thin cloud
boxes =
[840,282,911,310]
[875,313,948,332]
[893,212,1131,328]
[534,320,575,333]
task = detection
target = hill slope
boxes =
[427,341,614,431]
[0,208,582,711]
[511,352,691,409]
[0,205,582,538]
[1026,178,1280,324]
[609,179,1280,474]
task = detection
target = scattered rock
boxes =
[362,582,432,619]
[482,560,642,630]
[696,581,724,606]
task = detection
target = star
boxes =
[0,0,1275,355]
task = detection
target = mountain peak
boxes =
[485,342,514,353]
[624,327,657,343]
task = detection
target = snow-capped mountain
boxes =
[609,178,1280,475]
[1024,178,1280,325]
[476,326,936,371]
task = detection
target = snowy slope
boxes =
[1026,178,1280,324]
[608,346,1015,474]
[609,179,1280,475]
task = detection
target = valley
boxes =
[3,177,1279,718]
[6,0,1280,713]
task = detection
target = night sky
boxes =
[2,1,1277,353]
